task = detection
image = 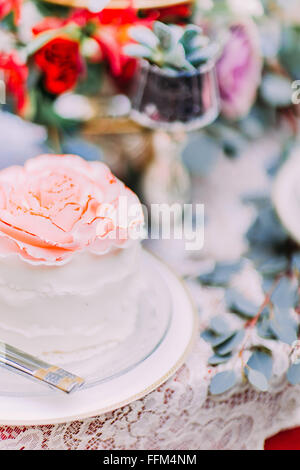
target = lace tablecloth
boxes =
[0,132,299,450]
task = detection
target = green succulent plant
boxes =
[124,21,218,72]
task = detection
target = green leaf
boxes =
[182,135,221,176]
[247,349,273,381]
[246,207,288,248]
[269,307,298,345]
[211,122,247,158]
[257,256,289,277]
[257,315,275,340]
[181,24,203,45]
[247,368,269,392]
[225,289,258,319]
[208,354,232,366]
[187,43,219,66]
[201,330,235,348]
[280,27,300,79]
[260,73,292,107]
[123,44,153,59]
[164,43,191,70]
[198,260,243,287]
[209,370,237,395]
[287,363,300,385]
[128,26,159,50]
[210,315,231,335]
[215,330,245,356]
[153,21,174,50]
[271,276,298,310]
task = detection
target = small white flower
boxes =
[54,94,95,122]
[227,0,264,17]
[0,28,15,52]
[198,0,214,10]
[18,1,43,43]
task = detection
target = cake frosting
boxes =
[0,154,144,358]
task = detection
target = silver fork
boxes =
[0,342,85,394]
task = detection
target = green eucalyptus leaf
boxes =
[201,329,235,348]
[210,315,231,335]
[271,276,298,310]
[209,370,237,395]
[215,123,247,158]
[247,349,273,381]
[287,363,300,385]
[208,354,232,366]
[269,307,298,345]
[246,207,288,248]
[200,329,217,344]
[182,135,221,176]
[247,368,269,392]
[225,289,258,319]
[280,27,300,79]
[260,73,293,108]
[257,256,289,278]
[257,315,275,340]
[215,330,245,356]
[198,260,243,287]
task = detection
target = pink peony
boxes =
[216,19,262,120]
[0,154,143,264]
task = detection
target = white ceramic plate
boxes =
[272,150,300,244]
[0,250,198,425]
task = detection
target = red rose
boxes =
[34,38,83,95]
[155,4,191,21]
[31,7,154,91]
[0,51,28,112]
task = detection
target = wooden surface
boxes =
[41,0,192,10]
[83,116,144,135]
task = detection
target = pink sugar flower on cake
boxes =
[0,154,143,264]
[216,19,262,120]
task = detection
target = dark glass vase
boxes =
[130,58,219,131]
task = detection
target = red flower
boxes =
[34,38,83,95]
[31,7,156,91]
[32,17,66,36]
[155,4,191,21]
[0,51,28,111]
[0,0,22,24]
[91,8,156,88]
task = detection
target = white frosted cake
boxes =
[0,154,144,358]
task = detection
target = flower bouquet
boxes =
[0,0,299,164]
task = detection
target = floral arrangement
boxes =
[0,0,191,128]
[200,0,300,159]
[0,0,299,151]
